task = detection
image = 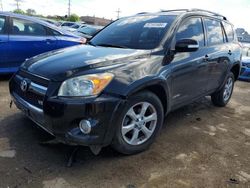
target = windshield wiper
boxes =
[96,43,127,49]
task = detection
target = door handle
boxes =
[228,50,232,55]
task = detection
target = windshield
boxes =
[78,26,99,36]
[90,15,176,49]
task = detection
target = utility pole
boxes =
[14,0,23,10]
[68,0,71,17]
[15,0,21,10]
[116,8,121,19]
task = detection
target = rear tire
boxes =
[211,72,235,107]
[112,91,164,155]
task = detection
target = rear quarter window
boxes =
[222,22,234,42]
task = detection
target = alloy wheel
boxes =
[223,77,233,102]
[121,102,157,146]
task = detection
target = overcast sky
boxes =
[2,0,250,31]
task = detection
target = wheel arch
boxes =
[126,78,170,115]
[230,63,240,81]
[103,77,171,147]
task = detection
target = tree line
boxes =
[13,9,80,22]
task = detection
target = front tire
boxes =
[211,72,235,107]
[112,91,164,155]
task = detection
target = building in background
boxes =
[80,16,112,26]
[236,28,250,43]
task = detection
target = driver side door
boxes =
[170,17,210,107]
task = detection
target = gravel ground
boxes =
[0,76,249,188]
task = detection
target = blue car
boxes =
[0,12,85,74]
[240,56,250,81]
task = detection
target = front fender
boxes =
[126,76,169,96]
[106,75,171,113]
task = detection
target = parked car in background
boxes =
[64,23,86,32]
[55,21,64,27]
[0,12,86,74]
[74,25,103,40]
[60,21,75,29]
[9,9,241,155]
[60,22,86,31]
[239,44,250,81]
[67,23,82,31]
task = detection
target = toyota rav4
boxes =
[9,9,242,155]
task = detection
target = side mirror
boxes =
[175,39,199,52]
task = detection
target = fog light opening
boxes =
[79,120,92,134]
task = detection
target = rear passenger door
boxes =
[8,17,57,68]
[0,15,10,71]
[203,18,229,91]
[171,17,209,107]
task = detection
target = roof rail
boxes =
[189,8,227,20]
[136,12,149,15]
[160,8,227,20]
[160,9,189,13]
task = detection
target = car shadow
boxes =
[238,79,250,83]
[0,74,13,81]
[0,111,120,167]
[0,96,216,168]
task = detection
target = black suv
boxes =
[9,9,241,155]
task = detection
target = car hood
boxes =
[21,45,150,81]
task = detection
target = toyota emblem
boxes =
[20,79,28,92]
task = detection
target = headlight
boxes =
[58,73,114,97]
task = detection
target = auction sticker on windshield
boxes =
[144,23,167,28]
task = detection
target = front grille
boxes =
[12,71,49,109]
[19,70,49,87]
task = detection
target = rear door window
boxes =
[12,18,47,36]
[204,19,224,46]
[0,16,6,34]
[176,17,205,47]
[222,22,234,42]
